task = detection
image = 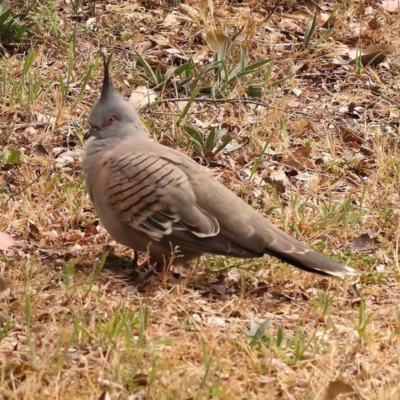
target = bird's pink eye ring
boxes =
[104,116,116,126]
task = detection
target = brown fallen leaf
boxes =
[129,86,158,109]
[297,221,311,235]
[368,17,383,30]
[320,5,339,29]
[0,274,9,293]
[349,233,380,253]
[324,379,356,400]
[206,29,230,52]
[163,13,179,26]
[285,146,312,170]
[84,224,98,237]
[28,221,40,240]
[215,7,237,17]
[192,46,209,63]
[210,283,227,295]
[179,4,199,19]
[351,44,395,68]
[263,169,289,193]
[97,392,111,400]
[132,373,148,386]
[134,40,154,52]
[340,127,363,144]
[281,19,302,32]
[287,100,301,108]
[33,144,48,157]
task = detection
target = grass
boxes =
[1,0,400,398]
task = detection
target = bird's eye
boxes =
[104,116,117,126]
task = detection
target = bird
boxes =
[82,59,356,279]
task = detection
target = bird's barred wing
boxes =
[106,152,220,241]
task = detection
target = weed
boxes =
[0,0,35,46]
[356,299,371,345]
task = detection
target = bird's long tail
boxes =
[256,222,356,278]
[264,245,356,278]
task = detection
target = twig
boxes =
[264,0,280,23]
[150,96,363,139]
[0,122,49,130]
[155,97,270,108]
[5,168,47,206]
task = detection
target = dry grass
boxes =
[1,0,400,398]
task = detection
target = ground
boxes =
[1,0,400,399]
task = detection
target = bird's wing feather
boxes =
[106,151,220,241]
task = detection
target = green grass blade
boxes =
[135,50,157,85]
[304,13,317,49]
[177,86,200,126]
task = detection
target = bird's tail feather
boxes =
[264,247,356,278]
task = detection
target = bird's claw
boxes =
[129,251,158,288]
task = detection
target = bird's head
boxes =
[85,57,147,141]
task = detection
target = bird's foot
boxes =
[129,251,158,288]
[129,252,191,287]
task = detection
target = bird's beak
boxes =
[84,129,94,140]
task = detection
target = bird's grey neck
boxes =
[85,136,123,157]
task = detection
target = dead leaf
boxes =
[292,88,302,97]
[207,315,225,327]
[285,146,312,170]
[351,44,395,67]
[179,4,199,19]
[297,221,311,235]
[132,373,148,386]
[206,30,230,52]
[263,169,289,193]
[192,47,209,63]
[55,150,81,165]
[129,86,158,108]
[349,233,380,253]
[368,17,383,30]
[210,283,227,295]
[227,267,241,282]
[165,48,184,56]
[33,144,48,157]
[28,221,40,239]
[215,7,237,16]
[163,13,179,26]
[170,264,191,277]
[175,101,188,112]
[287,100,301,108]
[320,5,339,29]
[293,172,318,182]
[317,12,332,26]
[84,224,98,237]
[0,232,15,251]
[86,17,96,27]
[375,264,385,272]
[69,243,83,253]
[281,19,302,32]
[340,127,363,144]
[134,41,154,52]
[324,379,356,400]
[97,392,111,400]
[0,274,9,293]
[350,283,361,300]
